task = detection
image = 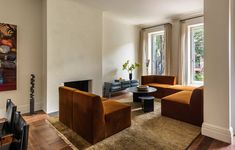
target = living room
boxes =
[0,0,234,149]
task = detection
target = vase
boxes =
[129,73,132,80]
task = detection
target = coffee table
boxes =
[127,87,157,102]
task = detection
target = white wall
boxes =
[202,0,233,143]
[45,0,103,113]
[230,0,235,135]
[0,0,43,113]
[102,13,140,82]
[42,0,48,112]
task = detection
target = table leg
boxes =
[133,93,148,102]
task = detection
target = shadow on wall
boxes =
[103,69,118,82]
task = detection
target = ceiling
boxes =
[78,0,203,26]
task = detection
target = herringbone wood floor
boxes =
[23,92,235,150]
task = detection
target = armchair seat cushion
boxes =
[103,100,131,137]
[162,91,192,105]
[162,86,203,126]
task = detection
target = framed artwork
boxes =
[0,23,17,91]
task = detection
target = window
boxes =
[187,24,204,85]
[148,31,165,75]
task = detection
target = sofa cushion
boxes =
[169,85,196,91]
[146,83,172,98]
[162,91,192,104]
[147,83,172,89]
[101,97,108,101]
[103,100,131,137]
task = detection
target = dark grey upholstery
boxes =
[10,112,29,150]
[103,80,139,97]
[4,99,17,132]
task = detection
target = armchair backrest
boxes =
[141,75,176,85]
[11,111,29,150]
[6,99,17,132]
[59,86,76,129]
[72,90,105,144]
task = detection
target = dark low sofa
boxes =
[141,75,203,126]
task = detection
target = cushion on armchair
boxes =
[161,86,203,126]
[103,100,131,137]
[162,91,192,104]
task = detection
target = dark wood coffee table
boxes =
[127,87,157,102]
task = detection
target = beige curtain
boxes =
[178,21,187,85]
[140,24,172,76]
[140,30,148,75]
[164,23,172,75]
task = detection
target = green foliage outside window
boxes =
[192,26,204,82]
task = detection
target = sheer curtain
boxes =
[178,21,187,85]
[140,24,172,76]
[140,30,148,75]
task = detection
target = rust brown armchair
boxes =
[59,86,131,144]
[161,86,203,126]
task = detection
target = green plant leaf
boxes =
[122,60,139,73]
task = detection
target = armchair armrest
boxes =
[190,86,203,106]
[141,75,176,85]
[189,86,204,126]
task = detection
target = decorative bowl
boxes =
[137,85,149,91]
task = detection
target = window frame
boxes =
[148,30,165,75]
[183,17,204,86]
[188,24,204,85]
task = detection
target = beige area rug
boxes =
[47,98,201,150]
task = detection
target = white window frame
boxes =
[142,26,164,75]
[148,30,165,75]
[183,17,204,86]
[188,24,204,85]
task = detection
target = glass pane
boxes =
[151,32,165,75]
[191,25,204,82]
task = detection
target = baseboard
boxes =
[17,102,42,114]
[202,122,233,143]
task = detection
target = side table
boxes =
[139,96,155,112]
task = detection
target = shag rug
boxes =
[47,98,200,150]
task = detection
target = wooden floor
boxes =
[23,112,72,150]
[23,92,235,150]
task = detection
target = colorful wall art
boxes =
[0,23,17,91]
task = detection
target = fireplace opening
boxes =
[64,80,91,92]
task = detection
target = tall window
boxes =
[148,31,165,75]
[187,24,204,85]
[142,24,171,76]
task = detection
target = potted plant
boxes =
[122,60,140,80]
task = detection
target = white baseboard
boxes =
[17,102,42,114]
[202,122,233,143]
